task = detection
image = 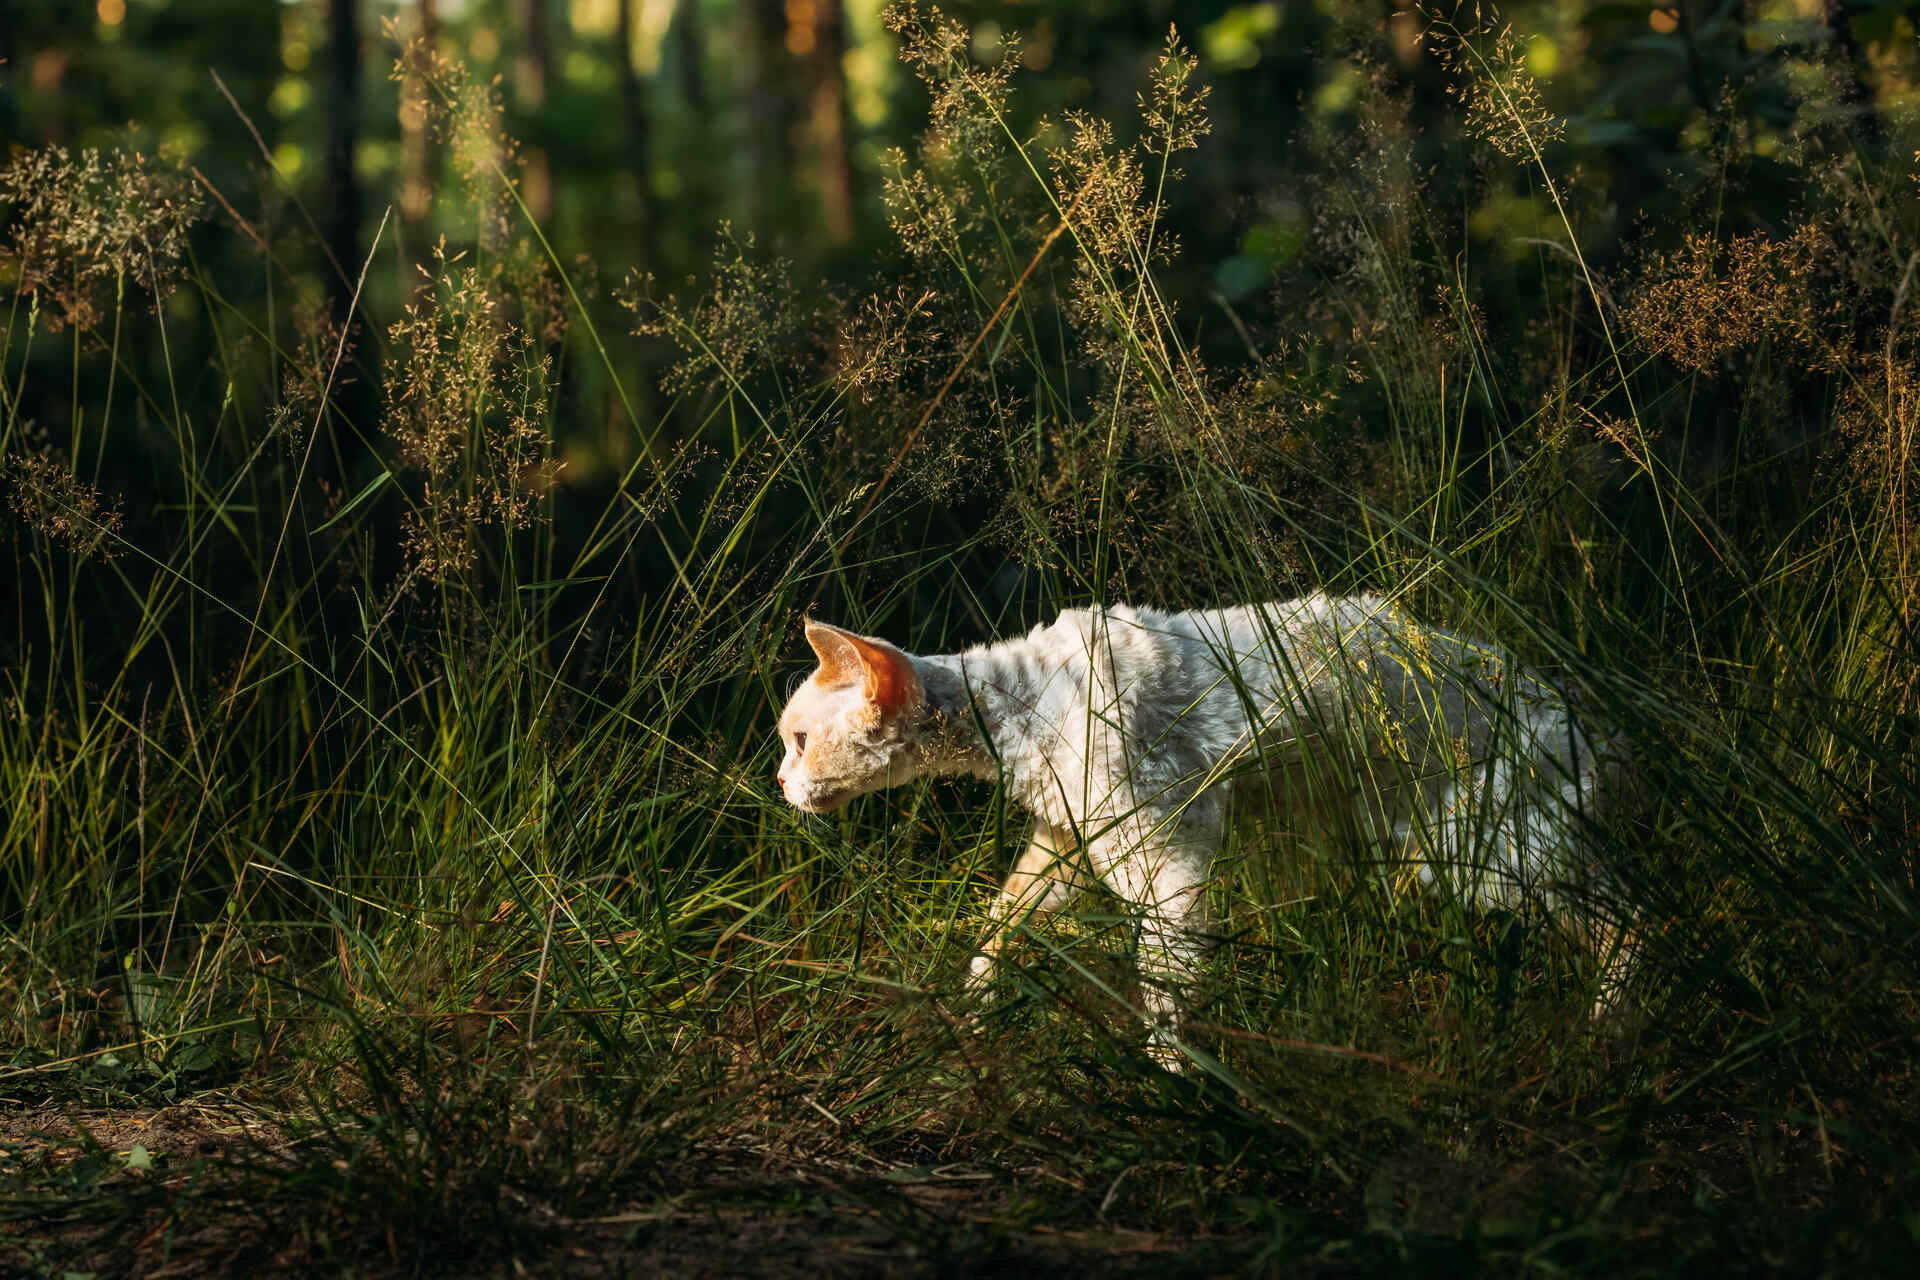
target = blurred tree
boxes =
[673,0,710,119]
[615,0,658,268]
[516,0,556,223]
[325,0,365,316]
[740,0,796,240]
[399,0,439,280]
[0,6,17,144]
[2,0,1915,486]
[1831,0,1894,144]
[801,0,858,245]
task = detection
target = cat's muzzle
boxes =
[781,782,856,813]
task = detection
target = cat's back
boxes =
[1044,591,1368,645]
[1031,592,1382,705]
[1184,592,1384,659]
[1026,601,1193,689]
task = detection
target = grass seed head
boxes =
[0,145,205,330]
[4,452,125,561]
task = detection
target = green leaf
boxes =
[311,471,393,534]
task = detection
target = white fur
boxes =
[776,594,1629,1057]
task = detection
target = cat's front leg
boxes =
[966,821,1092,997]
[1577,916,1643,1030]
[1092,802,1222,1070]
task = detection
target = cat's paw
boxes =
[1587,985,1647,1042]
[962,951,999,1001]
[936,954,995,1036]
[1143,1016,1197,1075]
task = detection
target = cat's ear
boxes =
[803,618,864,688]
[803,618,922,716]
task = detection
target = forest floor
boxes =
[4,1084,1892,1278]
[2,1099,1271,1277]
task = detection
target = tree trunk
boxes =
[0,5,17,148]
[615,0,656,269]
[807,0,857,245]
[739,0,793,240]
[325,0,365,318]
[671,0,708,118]
[1829,2,1888,145]
[515,0,555,224]
[399,0,438,285]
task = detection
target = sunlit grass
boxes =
[3,8,1917,1275]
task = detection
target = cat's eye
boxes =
[793,731,807,755]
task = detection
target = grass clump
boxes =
[4,5,1919,1275]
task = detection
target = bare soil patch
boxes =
[2,1103,1267,1278]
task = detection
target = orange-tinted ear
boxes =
[802,618,922,715]
[846,631,922,715]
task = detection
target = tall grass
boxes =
[4,7,1918,1274]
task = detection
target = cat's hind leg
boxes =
[966,822,1094,997]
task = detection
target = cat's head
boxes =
[776,618,926,813]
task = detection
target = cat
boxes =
[775,593,1632,1061]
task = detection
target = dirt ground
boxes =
[9,1074,1911,1278]
[1,1102,1273,1278]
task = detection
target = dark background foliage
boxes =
[5,4,1920,1276]
[8,1,1914,490]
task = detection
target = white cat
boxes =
[775,593,1630,1060]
